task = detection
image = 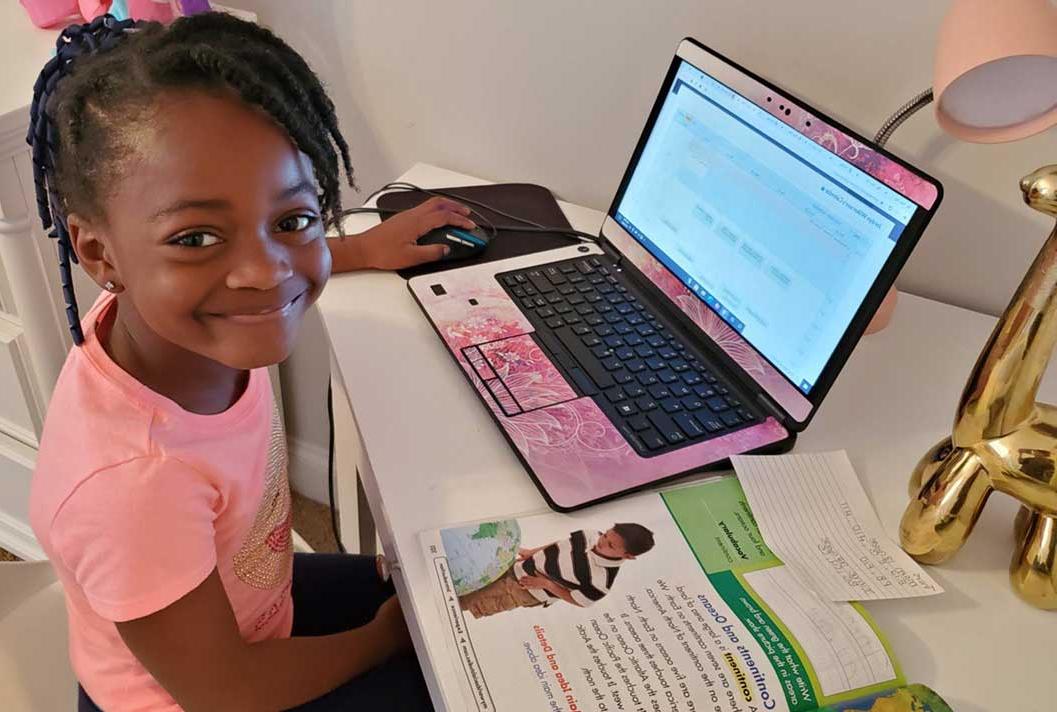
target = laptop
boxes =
[408,38,942,511]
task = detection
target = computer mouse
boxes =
[418,226,492,262]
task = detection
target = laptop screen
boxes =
[614,60,918,395]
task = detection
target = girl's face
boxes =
[73,89,332,370]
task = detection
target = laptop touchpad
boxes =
[473,334,577,413]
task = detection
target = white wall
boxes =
[235,0,1057,499]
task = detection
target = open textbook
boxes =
[419,476,951,712]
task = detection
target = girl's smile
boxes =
[211,289,307,324]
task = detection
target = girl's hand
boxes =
[372,594,413,655]
[516,547,533,561]
[358,197,476,270]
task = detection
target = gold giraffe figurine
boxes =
[900,165,1057,609]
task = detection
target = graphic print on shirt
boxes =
[232,406,293,590]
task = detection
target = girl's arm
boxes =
[116,569,410,712]
[329,196,474,272]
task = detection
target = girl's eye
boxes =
[171,232,221,248]
[276,214,317,233]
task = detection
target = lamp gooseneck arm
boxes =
[875,89,934,147]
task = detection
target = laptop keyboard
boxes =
[498,256,761,457]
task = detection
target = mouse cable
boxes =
[342,182,601,244]
[341,205,601,243]
[378,181,600,244]
[367,181,543,231]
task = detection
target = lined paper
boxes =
[731,450,942,601]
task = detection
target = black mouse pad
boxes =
[376,183,579,280]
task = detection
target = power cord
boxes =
[326,380,346,554]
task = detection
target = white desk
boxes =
[318,163,1050,712]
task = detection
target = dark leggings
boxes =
[78,553,434,711]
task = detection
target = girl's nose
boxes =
[226,234,294,291]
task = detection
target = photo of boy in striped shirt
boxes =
[459,523,655,619]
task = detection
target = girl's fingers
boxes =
[419,210,476,234]
[448,212,476,229]
[419,210,453,233]
[422,196,472,216]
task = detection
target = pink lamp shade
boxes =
[934,0,1057,143]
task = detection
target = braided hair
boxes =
[27,12,354,345]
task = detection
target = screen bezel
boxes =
[601,38,943,429]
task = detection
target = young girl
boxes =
[27,12,473,711]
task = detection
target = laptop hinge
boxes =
[756,392,786,423]
[595,227,624,266]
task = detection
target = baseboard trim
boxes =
[288,436,330,506]
[0,508,44,561]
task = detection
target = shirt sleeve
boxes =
[51,456,220,622]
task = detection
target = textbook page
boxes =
[420,477,904,712]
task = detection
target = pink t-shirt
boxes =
[30,292,294,711]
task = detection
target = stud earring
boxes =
[104,280,117,292]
